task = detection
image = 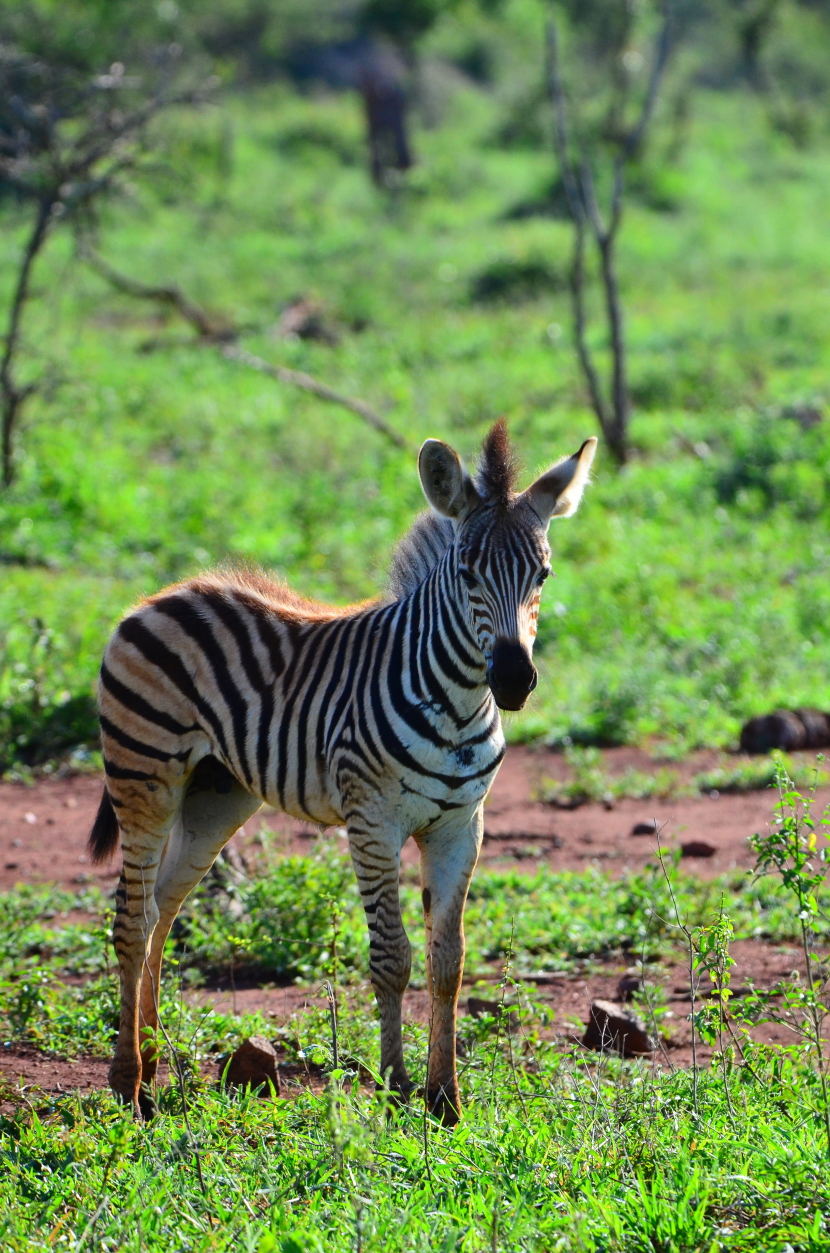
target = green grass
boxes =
[2,1051,829,1251]
[538,747,827,807]
[1,850,829,1250]
[2,772,829,1249]
[5,83,830,764]
[0,850,816,1060]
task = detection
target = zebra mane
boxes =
[476,417,518,508]
[387,510,455,599]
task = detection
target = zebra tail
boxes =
[88,788,120,864]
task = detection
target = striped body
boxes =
[100,558,504,843]
[92,423,596,1123]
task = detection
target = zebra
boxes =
[88,420,597,1124]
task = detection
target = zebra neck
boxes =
[405,552,492,729]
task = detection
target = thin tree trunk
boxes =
[568,219,610,437]
[547,21,617,458]
[1,200,52,487]
[545,5,674,469]
[580,159,630,466]
[599,227,630,466]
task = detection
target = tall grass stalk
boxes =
[750,756,830,1158]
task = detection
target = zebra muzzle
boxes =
[487,639,537,711]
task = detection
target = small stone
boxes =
[631,820,658,836]
[65,797,78,809]
[222,1036,280,1097]
[11,839,22,848]
[582,999,655,1056]
[23,812,36,825]
[617,969,642,1002]
[5,862,18,870]
[680,840,716,858]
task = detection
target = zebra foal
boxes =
[88,420,596,1124]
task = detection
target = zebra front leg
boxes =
[347,820,412,1100]
[415,808,483,1126]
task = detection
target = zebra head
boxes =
[418,421,597,711]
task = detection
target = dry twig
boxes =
[81,247,413,453]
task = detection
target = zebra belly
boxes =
[268,784,344,829]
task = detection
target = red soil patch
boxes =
[0,747,821,1103]
[0,745,812,891]
[0,1046,323,1111]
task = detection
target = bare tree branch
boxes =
[0,48,216,487]
[220,344,413,453]
[1,199,53,486]
[546,18,615,455]
[569,215,611,435]
[545,20,583,223]
[579,159,606,243]
[80,248,413,454]
[81,246,233,341]
[624,7,674,161]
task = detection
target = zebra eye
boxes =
[536,569,550,588]
[459,568,477,587]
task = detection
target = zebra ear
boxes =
[523,437,598,525]
[418,439,480,520]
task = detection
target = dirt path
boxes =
[0,745,816,1103]
[0,744,809,891]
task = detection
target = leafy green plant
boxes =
[743,759,830,1155]
[539,745,680,808]
[173,844,367,983]
[691,754,829,795]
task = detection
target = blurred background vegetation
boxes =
[4,0,830,769]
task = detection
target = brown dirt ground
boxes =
[0,744,817,890]
[0,746,823,1103]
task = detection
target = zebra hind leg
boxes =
[108,781,182,1120]
[137,762,262,1108]
[347,819,413,1104]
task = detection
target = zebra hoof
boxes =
[426,1086,461,1127]
[376,1079,413,1112]
[137,1081,158,1121]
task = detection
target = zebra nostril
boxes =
[487,639,538,710]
